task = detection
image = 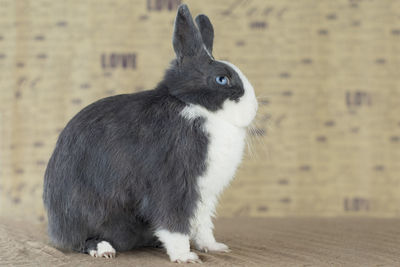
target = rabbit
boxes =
[43,4,258,263]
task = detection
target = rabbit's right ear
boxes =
[173,4,204,61]
[195,14,214,54]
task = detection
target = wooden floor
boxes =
[1,217,400,266]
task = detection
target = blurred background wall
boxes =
[0,0,399,223]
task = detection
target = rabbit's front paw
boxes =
[195,242,230,253]
[171,251,202,263]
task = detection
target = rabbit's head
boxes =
[164,5,258,128]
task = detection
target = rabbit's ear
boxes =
[195,14,214,54]
[173,4,204,61]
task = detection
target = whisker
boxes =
[244,114,274,161]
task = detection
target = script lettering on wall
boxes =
[147,0,182,11]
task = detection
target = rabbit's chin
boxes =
[217,98,258,128]
[217,61,258,128]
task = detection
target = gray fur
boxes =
[43,4,246,254]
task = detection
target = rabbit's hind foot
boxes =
[85,238,116,259]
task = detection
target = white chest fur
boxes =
[198,114,246,198]
[180,104,246,215]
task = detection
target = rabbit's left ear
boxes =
[195,14,214,54]
[173,4,204,61]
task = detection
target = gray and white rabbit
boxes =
[43,4,257,263]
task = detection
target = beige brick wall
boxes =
[0,0,399,222]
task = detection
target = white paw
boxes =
[171,251,202,264]
[89,241,116,258]
[196,242,230,253]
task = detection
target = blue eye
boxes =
[215,76,229,85]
